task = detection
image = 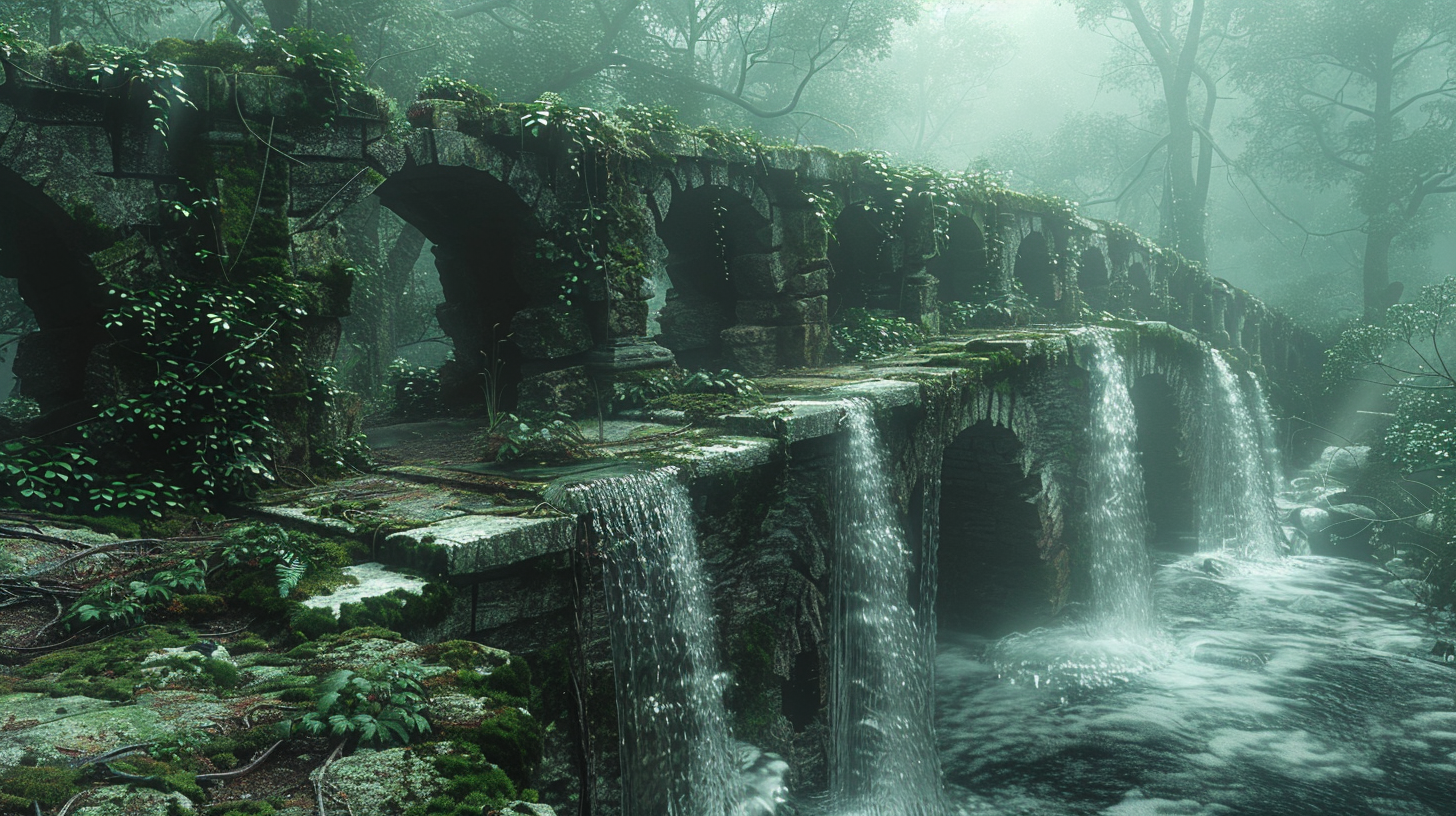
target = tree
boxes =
[874,1,1013,166]
[1235,0,1456,318]
[6,0,178,46]
[1062,0,1229,264]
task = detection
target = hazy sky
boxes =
[956,0,1135,158]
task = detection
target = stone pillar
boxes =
[898,198,940,334]
[1244,306,1263,369]
[772,207,833,367]
[1208,283,1231,346]
[1226,293,1245,350]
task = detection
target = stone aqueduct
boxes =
[0,53,1335,811]
[0,56,1319,434]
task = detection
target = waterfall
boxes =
[830,400,946,816]
[1245,374,1285,492]
[565,468,736,816]
[1194,348,1283,559]
[1084,331,1156,636]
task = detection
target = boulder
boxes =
[324,747,444,816]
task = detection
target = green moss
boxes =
[15,627,194,701]
[439,707,543,789]
[0,765,81,808]
[108,754,205,800]
[453,655,531,707]
[333,583,457,636]
[645,393,763,423]
[229,635,270,655]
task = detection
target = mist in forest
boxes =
[6,0,1456,332]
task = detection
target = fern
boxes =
[275,554,308,598]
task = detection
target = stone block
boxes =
[731,253,785,298]
[776,322,830,368]
[778,209,829,259]
[784,262,832,296]
[659,294,733,351]
[511,306,593,360]
[517,365,592,417]
[386,514,576,576]
[608,297,649,338]
[301,563,428,616]
[735,295,827,327]
[722,325,778,375]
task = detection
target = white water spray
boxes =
[1085,331,1156,636]
[830,400,946,816]
[1194,349,1283,558]
[567,469,737,816]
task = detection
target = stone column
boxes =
[1208,283,1231,346]
[898,197,940,334]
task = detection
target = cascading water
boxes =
[830,400,945,816]
[565,468,736,816]
[1084,331,1156,636]
[1194,348,1283,558]
[1246,373,1285,492]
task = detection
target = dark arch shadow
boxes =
[1132,374,1196,552]
[926,215,993,304]
[1079,247,1110,312]
[0,165,109,421]
[937,420,1052,637]
[826,204,893,316]
[375,164,539,410]
[1014,231,1055,308]
[654,184,770,370]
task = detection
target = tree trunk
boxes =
[1362,226,1396,320]
[261,0,302,30]
[48,1,63,46]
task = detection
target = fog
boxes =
[7,0,1455,327]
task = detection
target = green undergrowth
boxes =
[10,626,195,701]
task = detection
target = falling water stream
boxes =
[1194,348,1284,559]
[1084,330,1157,637]
[829,400,947,815]
[566,468,786,816]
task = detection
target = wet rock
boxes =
[1297,507,1332,532]
[386,515,575,576]
[301,562,429,617]
[1314,445,1369,485]
[1384,558,1423,582]
[1431,641,1456,663]
[503,802,558,815]
[324,746,444,816]
[69,784,194,815]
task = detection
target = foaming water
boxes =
[1194,349,1283,559]
[565,468,786,815]
[1085,331,1156,637]
[937,554,1456,816]
[830,400,946,815]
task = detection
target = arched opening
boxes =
[375,164,539,411]
[1079,247,1110,311]
[827,204,893,316]
[655,185,771,370]
[926,215,992,304]
[1132,374,1196,551]
[1127,260,1158,314]
[0,165,109,427]
[937,420,1051,637]
[1014,231,1056,308]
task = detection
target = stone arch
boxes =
[1014,230,1056,307]
[826,204,892,315]
[1131,373,1196,551]
[653,183,772,370]
[937,420,1053,637]
[926,214,993,304]
[0,165,109,420]
[1078,245,1111,312]
[375,163,556,411]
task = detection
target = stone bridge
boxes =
[0,46,1324,814]
[0,46,1320,438]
